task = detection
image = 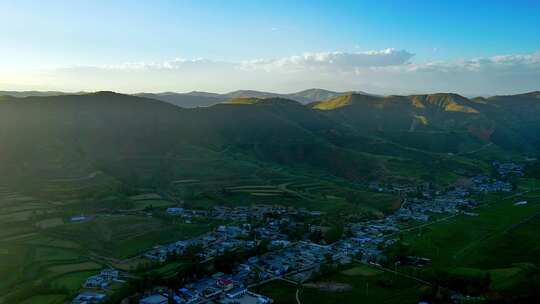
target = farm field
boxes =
[0,155,410,304]
[252,264,425,304]
[402,183,540,295]
[47,215,220,259]
[19,294,66,304]
[171,162,400,218]
[0,186,220,303]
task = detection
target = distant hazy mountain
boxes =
[222,88,373,104]
[135,88,370,107]
[291,88,374,103]
[0,90,86,98]
[1,89,370,108]
[133,92,227,108]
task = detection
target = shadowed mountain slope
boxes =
[1,90,539,199]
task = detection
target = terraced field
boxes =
[0,185,89,302]
[0,157,401,303]
[224,185,289,197]
[0,178,219,303]
[128,193,176,210]
[46,215,217,259]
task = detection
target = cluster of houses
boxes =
[368,182,424,194]
[469,162,524,193]
[139,181,497,303]
[342,220,396,265]
[71,268,125,303]
[493,161,524,178]
[251,241,345,281]
[405,196,476,218]
[167,207,208,218]
[149,204,328,263]
[70,214,93,222]
[144,225,256,263]
[74,161,526,304]
[167,205,323,223]
[139,271,272,304]
[333,186,480,267]
[82,268,123,289]
[471,175,513,193]
[72,292,107,304]
[139,241,347,304]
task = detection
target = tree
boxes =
[213,250,239,274]
[324,224,344,244]
[324,252,333,264]
[309,230,323,243]
[383,240,410,267]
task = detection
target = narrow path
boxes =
[455,142,494,156]
[353,259,432,286]
[392,214,458,236]
[453,208,540,259]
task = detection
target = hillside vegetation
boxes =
[1,90,539,202]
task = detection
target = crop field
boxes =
[19,294,66,304]
[0,158,407,303]
[129,196,176,210]
[341,265,384,276]
[0,181,221,303]
[252,264,425,304]
[224,185,289,197]
[0,213,217,303]
[402,184,540,294]
[405,190,540,268]
[50,270,97,291]
[12,165,123,201]
[0,239,99,303]
[167,163,400,219]
[46,215,219,259]
[129,193,164,201]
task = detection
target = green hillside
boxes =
[1,90,540,303]
[2,90,539,202]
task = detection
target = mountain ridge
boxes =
[1,90,540,201]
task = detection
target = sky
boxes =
[1,0,539,95]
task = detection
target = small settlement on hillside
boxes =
[71,163,525,304]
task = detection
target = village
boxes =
[71,163,525,304]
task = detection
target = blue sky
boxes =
[1,0,539,94]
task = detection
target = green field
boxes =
[0,158,401,303]
[252,264,425,304]
[47,215,219,259]
[0,188,220,303]
[50,270,97,291]
[401,185,540,296]
[19,294,66,304]
[405,191,540,269]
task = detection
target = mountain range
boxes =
[1,89,539,200]
[111,88,370,107]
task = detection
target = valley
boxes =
[0,91,539,303]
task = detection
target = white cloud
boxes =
[2,50,539,96]
[412,52,540,73]
[95,58,232,70]
[240,48,414,72]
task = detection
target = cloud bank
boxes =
[240,48,414,72]
[2,49,539,95]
